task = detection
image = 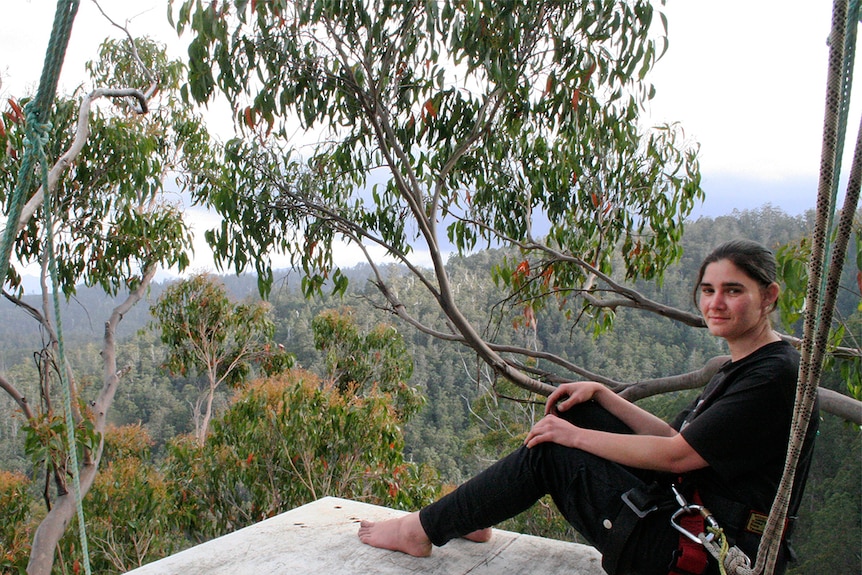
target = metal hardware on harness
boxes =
[669,484,720,545]
[621,488,659,519]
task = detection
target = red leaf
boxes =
[7,98,23,122]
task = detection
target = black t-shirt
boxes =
[624,341,818,574]
[673,340,817,519]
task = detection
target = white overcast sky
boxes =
[1,0,857,276]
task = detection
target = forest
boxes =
[0,1,859,573]
[0,207,859,574]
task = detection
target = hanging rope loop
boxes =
[23,104,53,188]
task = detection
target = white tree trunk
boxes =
[26,267,156,575]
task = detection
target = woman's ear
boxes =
[764,282,780,310]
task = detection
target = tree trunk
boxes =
[27,461,100,575]
[26,267,156,574]
[198,383,216,446]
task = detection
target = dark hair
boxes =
[692,240,779,309]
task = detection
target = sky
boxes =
[646,1,854,216]
[1,0,857,277]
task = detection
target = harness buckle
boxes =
[621,487,660,519]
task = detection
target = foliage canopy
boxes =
[165,370,439,539]
[170,0,703,394]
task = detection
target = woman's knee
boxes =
[559,401,634,434]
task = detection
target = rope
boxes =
[703,528,731,575]
[821,0,859,303]
[38,110,93,575]
[749,0,856,570]
[0,1,92,573]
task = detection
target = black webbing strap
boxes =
[602,483,670,575]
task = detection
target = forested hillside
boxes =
[0,207,858,573]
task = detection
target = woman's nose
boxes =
[710,293,727,308]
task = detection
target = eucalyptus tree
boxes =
[150,273,293,445]
[0,33,215,575]
[165,369,440,540]
[172,0,710,394]
[312,307,423,421]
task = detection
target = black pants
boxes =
[418,401,679,574]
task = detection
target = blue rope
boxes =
[41,128,93,575]
[0,0,81,285]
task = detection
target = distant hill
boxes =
[0,264,383,359]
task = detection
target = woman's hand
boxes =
[526,382,601,450]
[544,381,605,416]
[524,413,580,449]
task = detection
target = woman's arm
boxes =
[525,415,709,473]
[535,381,708,473]
[547,381,676,437]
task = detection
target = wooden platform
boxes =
[126,496,605,574]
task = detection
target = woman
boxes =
[359,240,818,575]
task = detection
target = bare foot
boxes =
[358,512,433,557]
[464,527,493,543]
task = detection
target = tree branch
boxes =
[16,87,150,234]
[0,371,35,420]
[618,355,730,401]
[819,388,862,424]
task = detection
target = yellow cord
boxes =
[708,526,730,575]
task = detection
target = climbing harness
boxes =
[0,1,92,573]
[667,482,807,575]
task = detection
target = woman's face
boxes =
[698,259,776,343]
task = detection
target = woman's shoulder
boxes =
[721,340,799,393]
[734,339,799,370]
